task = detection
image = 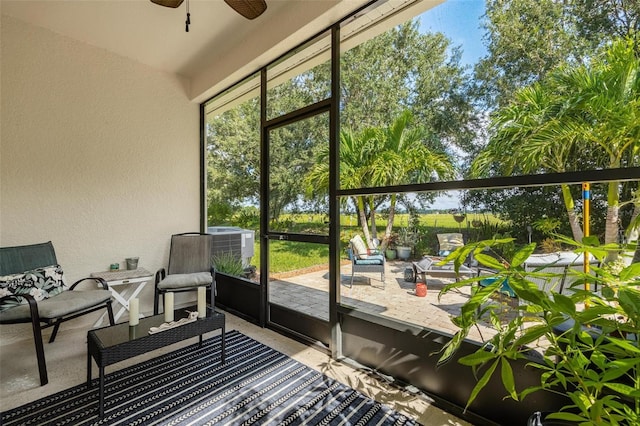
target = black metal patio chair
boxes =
[154,232,216,315]
[0,241,114,385]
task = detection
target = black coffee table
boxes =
[87,306,225,418]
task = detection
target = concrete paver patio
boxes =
[269,260,501,344]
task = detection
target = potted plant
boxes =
[396,227,416,260]
[385,246,397,260]
[453,213,467,224]
[384,232,398,260]
[437,236,640,425]
[451,209,467,232]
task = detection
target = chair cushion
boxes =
[479,276,516,298]
[157,272,212,290]
[525,251,594,267]
[437,233,464,256]
[0,289,111,322]
[350,235,369,259]
[354,254,384,265]
[0,265,66,312]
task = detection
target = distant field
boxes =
[377,213,502,229]
[340,212,505,231]
[249,212,507,273]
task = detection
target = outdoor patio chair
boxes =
[154,232,216,315]
[436,233,465,256]
[412,255,475,284]
[475,252,597,326]
[347,235,385,288]
[412,257,434,283]
[476,266,516,297]
[410,233,469,283]
[523,252,598,295]
[0,241,114,386]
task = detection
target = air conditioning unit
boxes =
[207,226,255,267]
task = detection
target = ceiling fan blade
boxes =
[224,0,267,20]
[150,0,184,8]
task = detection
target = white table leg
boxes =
[92,280,149,327]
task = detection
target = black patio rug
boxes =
[1,330,420,425]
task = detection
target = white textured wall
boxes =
[0,16,200,314]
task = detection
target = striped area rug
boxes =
[1,330,419,425]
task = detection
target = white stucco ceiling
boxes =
[1,0,377,101]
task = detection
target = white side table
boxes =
[90,267,153,327]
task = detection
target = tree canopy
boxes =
[305,111,455,246]
[473,0,640,111]
[206,0,640,245]
[207,19,473,225]
[466,0,640,240]
[472,38,640,244]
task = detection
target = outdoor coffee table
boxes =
[87,306,225,418]
[412,256,474,283]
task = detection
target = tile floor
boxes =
[0,309,472,425]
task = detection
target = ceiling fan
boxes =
[151,0,267,31]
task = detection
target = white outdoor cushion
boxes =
[525,251,595,267]
[437,233,464,255]
[350,235,369,259]
[157,272,212,290]
[0,289,111,321]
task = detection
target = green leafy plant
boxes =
[234,206,260,229]
[397,227,418,247]
[383,232,398,250]
[212,252,245,277]
[492,232,518,260]
[438,236,640,425]
[468,217,510,243]
[533,217,562,236]
[412,225,431,257]
[601,257,628,277]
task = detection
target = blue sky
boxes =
[418,1,488,209]
[419,0,488,67]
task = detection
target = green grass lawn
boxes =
[252,240,329,273]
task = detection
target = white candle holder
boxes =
[164,292,174,322]
[129,298,139,326]
[197,287,206,318]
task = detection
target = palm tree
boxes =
[305,127,380,245]
[369,111,455,248]
[473,38,640,247]
[560,39,640,245]
[472,83,585,241]
[305,111,455,248]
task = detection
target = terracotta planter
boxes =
[415,282,427,297]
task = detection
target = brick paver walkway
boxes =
[269,260,501,344]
